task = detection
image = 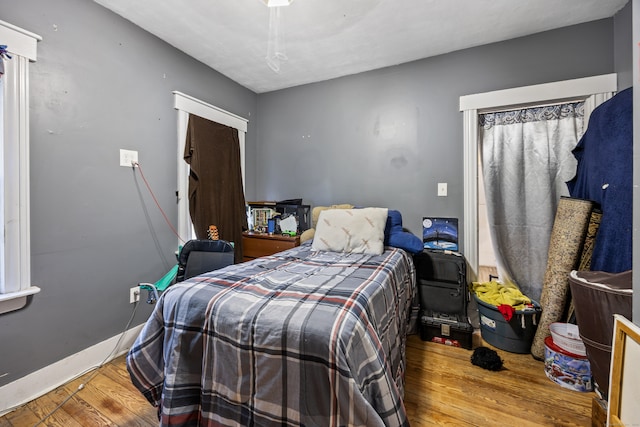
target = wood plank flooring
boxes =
[404,333,592,426]
[1,334,593,426]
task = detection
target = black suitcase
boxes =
[414,250,473,348]
[413,249,468,315]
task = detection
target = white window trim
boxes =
[459,73,617,282]
[0,20,41,314]
[172,91,248,243]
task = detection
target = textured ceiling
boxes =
[94,0,628,93]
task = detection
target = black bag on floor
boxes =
[414,249,468,315]
[414,250,472,349]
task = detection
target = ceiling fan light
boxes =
[263,0,293,7]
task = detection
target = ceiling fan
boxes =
[262,0,293,6]
[261,0,294,72]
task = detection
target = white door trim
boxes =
[172,91,248,242]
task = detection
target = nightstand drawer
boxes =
[242,232,300,261]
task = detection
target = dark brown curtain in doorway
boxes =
[184,114,247,263]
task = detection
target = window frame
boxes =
[0,20,41,314]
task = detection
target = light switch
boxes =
[438,182,447,197]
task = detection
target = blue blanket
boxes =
[567,87,632,272]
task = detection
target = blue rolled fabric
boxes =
[384,209,423,254]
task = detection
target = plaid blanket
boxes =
[127,243,416,426]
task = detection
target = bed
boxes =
[127,208,419,426]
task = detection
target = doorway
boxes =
[172,91,248,243]
[477,160,497,282]
[459,74,616,284]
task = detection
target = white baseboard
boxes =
[0,324,144,416]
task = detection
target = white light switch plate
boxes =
[120,149,138,167]
[438,182,447,197]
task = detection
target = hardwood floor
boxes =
[0,356,158,427]
[1,334,593,426]
[404,334,593,426]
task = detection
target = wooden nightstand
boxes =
[242,232,300,261]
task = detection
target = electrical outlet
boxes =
[120,149,139,167]
[438,182,448,197]
[129,286,140,304]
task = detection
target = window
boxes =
[0,20,41,314]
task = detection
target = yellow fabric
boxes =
[300,228,315,243]
[472,280,531,310]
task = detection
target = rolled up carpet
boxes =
[566,209,602,320]
[577,209,602,271]
[530,197,594,360]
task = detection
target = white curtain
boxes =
[583,92,613,125]
[479,102,584,301]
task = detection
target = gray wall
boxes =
[256,19,616,239]
[0,0,257,387]
[0,0,633,390]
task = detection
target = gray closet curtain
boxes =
[479,102,584,301]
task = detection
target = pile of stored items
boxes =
[472,279,592,392]
[415,250,473,349]
[472,280,541,354]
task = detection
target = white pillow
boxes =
[311,207,388,255]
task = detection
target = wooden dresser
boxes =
[242,232,300,261]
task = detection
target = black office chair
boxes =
[141,239,234,303]
[176,239,235,282]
